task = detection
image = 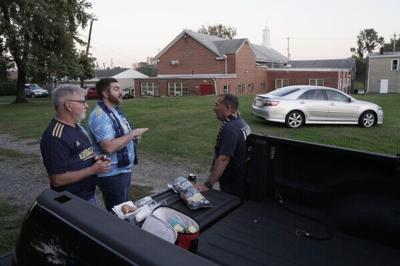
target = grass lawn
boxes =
[0,94,399,166]
[0,201,24,254]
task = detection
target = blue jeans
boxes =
[97,172,132,211]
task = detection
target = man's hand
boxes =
[194,182,209,192]
[94,154,110,162]
[91,159,110,174]
[131,128,149,139]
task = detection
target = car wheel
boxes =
[359,111,376,128]
[285,111,304,128]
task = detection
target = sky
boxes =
[83,0,400,68]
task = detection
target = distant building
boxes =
[134,29,355,97]
[367,51,400,93]
[268,58,356,94]
[112,69,148,94]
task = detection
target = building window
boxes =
[223,85,229,94]
[141,82,160,96]
[248,82,254,92]
[168,82,188,96]
[275,79,289,89]
[260,81,265,90]
[391,59,399,71]
[237,83,244,94]
[309,79,324,86]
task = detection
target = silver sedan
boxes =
[252,85,383,128]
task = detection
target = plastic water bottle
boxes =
[134,196,153,208]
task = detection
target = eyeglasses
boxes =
[66,99,87,105]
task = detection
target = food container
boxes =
[111,201,139,220]
[141,215,177,244]
[152,207,199,252]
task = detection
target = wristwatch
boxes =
[204,180,213,189]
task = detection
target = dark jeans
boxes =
[97,172,132,211]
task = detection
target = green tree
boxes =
[0,0,94,103]
[350,28,384,84]
[198,24,237,39]
[350,28,385,58]
[0,37,14,82]
[135,62,157,77]
[382,35,400,52]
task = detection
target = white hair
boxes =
[52,85,85,111]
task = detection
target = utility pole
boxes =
[287,37,291,60]
[394,33,397,52]
[81,19,94,88]
[86,20,94,56]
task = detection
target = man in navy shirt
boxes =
[196,94,251,198]
[40,85,110,203]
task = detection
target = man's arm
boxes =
[50,159,110,187]
[100,128,149,154]
[196,154,230,192]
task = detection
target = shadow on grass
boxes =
[0,201,25,254]
[130,184,154,201]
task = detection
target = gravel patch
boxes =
[0,134,210,208]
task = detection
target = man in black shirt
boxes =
[40,85,110,203]
[196,94,251,198]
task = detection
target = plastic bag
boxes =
[173,176,212,210]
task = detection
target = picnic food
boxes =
[173,176,212,210]
[121,204,137,214]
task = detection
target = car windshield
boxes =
[30,84,43,90]
[268,87,300,97]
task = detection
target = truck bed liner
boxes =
[197,200,400,266]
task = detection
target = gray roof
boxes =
[184,30,224,56]
[289,58,355,69]
[214,39,249,55]
[369,51,400,58]
[156,30,288,63]
[252,44,289,63]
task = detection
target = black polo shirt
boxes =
[215,117,251,197]
[40,119,96,200]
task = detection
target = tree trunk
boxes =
[13,63,28,103]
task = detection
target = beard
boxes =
[108,92,122,105]
[76,111,86,123]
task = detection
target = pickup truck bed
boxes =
[197,200,399,266]
[1,134,399,265]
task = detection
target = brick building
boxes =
[134,30,355,97]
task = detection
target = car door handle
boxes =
[329,102,335,106]
[299,101,305,104]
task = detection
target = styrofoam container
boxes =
[111,201,139,220]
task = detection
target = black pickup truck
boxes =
[1,133,399,266]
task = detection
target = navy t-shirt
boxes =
[215,117,251,197]
[40,119,96,200]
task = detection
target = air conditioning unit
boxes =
[170,60,179,65]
